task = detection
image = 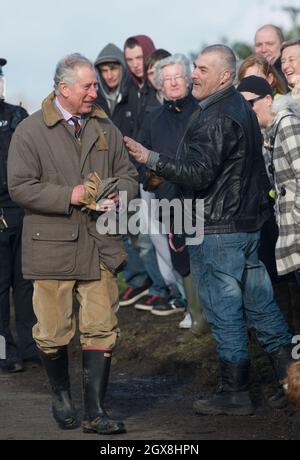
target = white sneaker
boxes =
[179,313,192,329]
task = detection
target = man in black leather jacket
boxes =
[0,58,38,372]
[125,45,294,415]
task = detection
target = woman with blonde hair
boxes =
[238,54,287,95]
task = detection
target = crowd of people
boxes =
[1,23,300,434]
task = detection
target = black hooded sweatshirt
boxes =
[124,35,159,138]
[94,43,135,137]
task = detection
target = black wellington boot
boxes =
[82,350,126,435]
[40,347,79,430]
[268,345,296,409]
[194,360,254,416]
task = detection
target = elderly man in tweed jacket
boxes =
[8,54,138,435]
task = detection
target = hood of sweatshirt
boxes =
[95,43,130,102]
[124,35,156,87]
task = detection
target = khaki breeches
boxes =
[32,266,120,354]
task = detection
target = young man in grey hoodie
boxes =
[95,43,134,137]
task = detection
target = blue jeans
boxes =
[122,235,149,289]
[123,234,169,297]
[189,232,291,363]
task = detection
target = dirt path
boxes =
[1,307,300,440]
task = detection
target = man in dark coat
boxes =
[125,45,294,416]
[0,57,38,373]
[124,35,159,137]
[254,24,289,91]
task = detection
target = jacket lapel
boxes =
[80,118,108,172]
[42,92,109,176]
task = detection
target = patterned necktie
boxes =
[70,116,81,139]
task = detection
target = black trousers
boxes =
[295,271,300,287]
[258,212,279,282]
[0,207,37,363]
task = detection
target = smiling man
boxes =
[7,53,138,436]
[254,24,288,89]
[255,25,284,66]
[124,45,292,416]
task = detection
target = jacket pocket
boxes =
[31,223,79,275]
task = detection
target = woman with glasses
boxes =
[136,54,209,333]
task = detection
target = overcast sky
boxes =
[2,0,299,111]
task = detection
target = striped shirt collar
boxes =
[54,97,81,125]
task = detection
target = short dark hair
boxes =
[124,37,140,50]
[99,62,121,70]
[145,49,171,72]
[281,39,300,52]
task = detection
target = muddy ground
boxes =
[0,305,300,441]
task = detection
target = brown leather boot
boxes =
[194,360,254,416]
[268,345,296,409]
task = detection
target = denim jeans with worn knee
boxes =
[189,232,292,364]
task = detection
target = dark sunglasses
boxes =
[248,96,264,107]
